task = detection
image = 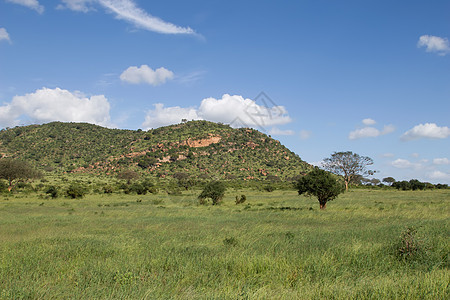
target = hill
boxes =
[0,121,311,181]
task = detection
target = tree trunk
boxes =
[344,180,349,191]
[319,202,327,210]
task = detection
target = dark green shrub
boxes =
[45,185,59,198]
[198,180,226,205]
[264,184,275,192]
[129,183,147,195]
[409,179,426,191]
[296,167,345,209]
[66,183,86,199]
[223,237,238,247]
[0,180,8,192]
[16,182,31,189]
[235,194,246,204]
[393,180,411,190]
[103,185,114,194]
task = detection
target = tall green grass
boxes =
[0,189,448,299]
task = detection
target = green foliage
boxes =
[102,185,114,194]
[235,194,246,204]
[0,121,311,181]
[392,179,436,191]
[0,180,8,192]
[66,183,87,199]
[45,185,59,198]
[264,184,275,192]
[382,177,396,186]
[296,167,345,209]
[117,170,139,183]
[0,158,42,190]
[119,178,156,195]
[198,180,226,205]
[409,179,426,191]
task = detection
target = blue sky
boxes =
[1,0,449,184]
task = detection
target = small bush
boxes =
[264,185,275,192]
[66,184,86,199]
[45,185,59,198]
[0,181,8,192]
[129,183,147,195]
[394,227,436,268]
[198,180,226,205]
[235,194,246,204]
[103,185,114,194]
[223,237,238,247]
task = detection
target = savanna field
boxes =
[0,187,448,299]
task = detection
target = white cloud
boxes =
[6,0,44,14]
[141,94,292,130]
[427,170,450,182]
[142,103,199,129]
[269,127,295,136]
[58,0,196,35]
[349,127,380,140]
[199,94,292,129]
[0,87,111,127]
[120,65,174,86]
[299,129,311,140]
[0,28,11,43]
[417,35,450,56]
[433,158,450,165]
[348,124,395,140]
[362,118,376,125]
[401,123,450,141]
[57,0,95,12]
[391,158,421,169]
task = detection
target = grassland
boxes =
[0,189,448,299]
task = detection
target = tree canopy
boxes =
[296,167,345,209]
[0,158,41,191]
[322,151,375,191]
[198,181,226,205]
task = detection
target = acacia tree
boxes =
[322,151,375,191]
[382,177,396,186]
[0,158,41,191]
[296,167,345,209]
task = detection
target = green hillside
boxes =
[0,121,311,180]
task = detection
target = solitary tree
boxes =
[198,181,226,205]
[0,158,41,191]
[322,151,375,191]
[296,167,345,209]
